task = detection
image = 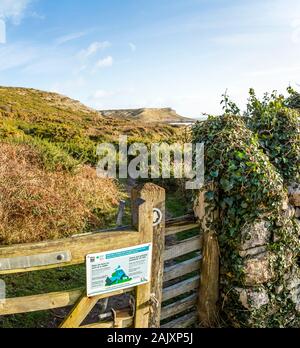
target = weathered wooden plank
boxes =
[80,309,133,329]
[112,308,134,328]
[162,275,200,302]
[139,185,166,328]
[80,322,115,329]
[59,292,101,328]
[132,184,154,329]
[164,236,202,261]
[161,311,198,328]
[0,288,83,316]
[161,293,197,321]
[80,317,133,329]
[0,287,134,316]
[166,214,195,225]
[0,228,139,275]
[165,222,200,237]
[196,185,220,327]
[198,230,219,327]
[163,255,201,282]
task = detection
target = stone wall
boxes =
[219,183,300,327]
[195,183,300,327]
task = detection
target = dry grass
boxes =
[0,143,124,245]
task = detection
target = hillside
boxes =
[0,87,184,244]
[100,107,194,123]
[0,87,182,166]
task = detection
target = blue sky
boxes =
[0,0,300,117]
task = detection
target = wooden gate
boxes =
[0,183,218,328]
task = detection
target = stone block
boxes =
[240,220,271,251]
[235,287,269,310]
[243,252,274,286]
[289,183,300,206]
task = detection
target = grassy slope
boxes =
[0,87,180,158]
[0,87,182,242]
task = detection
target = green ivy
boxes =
[192,110,300,328]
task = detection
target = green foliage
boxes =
[192,113,300,328]
[18,122,83,142]
[193,114,284,254]
[220,90,240,115]
[286,86,300,109]
[4,135,81,172]
[246,89,300,184]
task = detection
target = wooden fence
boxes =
[0,183,218,328]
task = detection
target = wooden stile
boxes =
[131,184,155,328]
[195,185,220,327]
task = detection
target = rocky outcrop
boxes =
[100,108,194,124]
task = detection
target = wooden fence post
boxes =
[194,186,219,327]
[132,183,165,328]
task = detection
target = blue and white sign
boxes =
[86,243,152,297]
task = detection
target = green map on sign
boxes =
[105,266,132,287]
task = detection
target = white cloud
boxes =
[0,0,32,24]
[91,89,113,99]
[79,41,111,59]
[129,42,136,52]
[0,41,37,71]
[94,56,113,69]
[56,32,87,45]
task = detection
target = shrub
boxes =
[246,89,300,184]
[0,143,124,244]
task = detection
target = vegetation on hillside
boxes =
[0,87,185,244]
[0,143,124,245]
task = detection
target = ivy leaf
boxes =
[210,170,219,178]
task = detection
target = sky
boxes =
[0,0,300,118]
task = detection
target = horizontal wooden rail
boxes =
[162,275,200,302]
[80,319,133,329]
[80,309,133,328]
[164,236,202,261]
[164,255,201,282]
[161,293,197,321]
[161,311,198,328]
[166,214,195,225]
[0,228,139,275]
[80,322,116,329]
[165,214,199,237]
[0,287,134,316]
[166,222,200,237]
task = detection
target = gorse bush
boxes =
[0,143,123,245]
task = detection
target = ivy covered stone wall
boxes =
[193,90,300,327]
